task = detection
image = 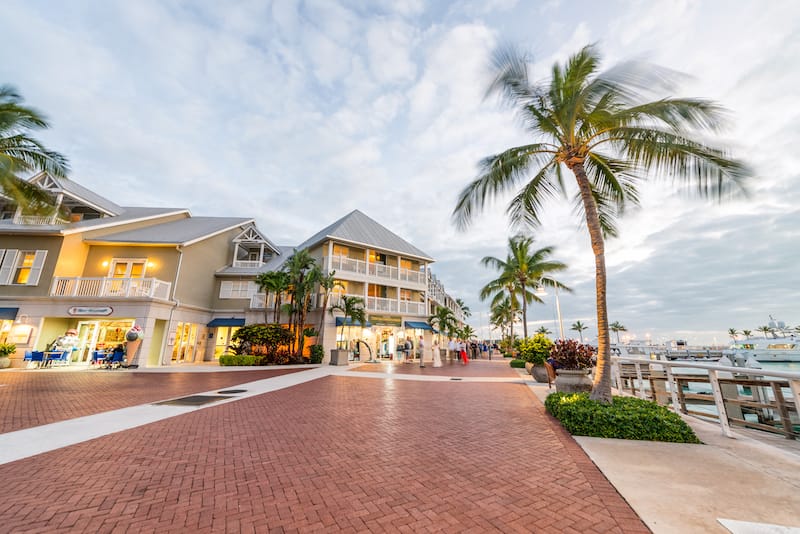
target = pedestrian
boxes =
[418,335,425,368]
[432,339,442,367]
[448,338,456,362]
[405,338,413,363]
[459,339,468,365]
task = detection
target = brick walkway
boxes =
[0,368,305,433]
[0,363,648,533]
[351,359,517,378]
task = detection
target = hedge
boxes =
[509,359,526,368]
[218,355,260,366]
[544,392,701,443]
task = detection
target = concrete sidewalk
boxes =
[526,378,800,533]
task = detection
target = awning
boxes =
[207,318,245,327]
[0,308,19,320]
[404,321,433,331]
[335,317,371,327]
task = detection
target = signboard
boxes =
[67,306,113,316]
[368,315,402,326]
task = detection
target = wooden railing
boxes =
[50,277,172,300]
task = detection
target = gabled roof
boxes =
[84,217,253,246]
[232,224,280,255]
[295,210,433,262]
[0,207,189,235]
[216,245,295,276]
[29,172,122,216]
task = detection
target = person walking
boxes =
[459,339,468,365]
[418,335,426,368]
[448,338,456,362]
[405,338,413,363]
[432,339,442,367]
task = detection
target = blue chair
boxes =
[91,351,106,365]
[23,351,33,362]
[31,351,44,367]
[50,351,70,366]
[109,351,126,368]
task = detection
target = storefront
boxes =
[207,318,245,359]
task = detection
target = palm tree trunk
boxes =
[264,290,271,323]
[571,162,612,404]
[318,293,329,348]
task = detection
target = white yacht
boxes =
[724,319,800,363]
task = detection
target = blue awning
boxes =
[0,308,19,320]
[335,317,371,327]
[404,321,433,331]
[207,318,245,327]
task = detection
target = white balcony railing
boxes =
[326,255,425,285]
[250,293,318,310]
[51,277,172,300]
[232,260,264,269]
[3,214,69,225]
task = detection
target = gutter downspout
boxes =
[162,245,184,365]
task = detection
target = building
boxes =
[0,175,465,366]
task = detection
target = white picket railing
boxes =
[50,277,172,300]
[232,260,264,269]
[326,255,425,285]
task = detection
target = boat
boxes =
[724,318,800,363]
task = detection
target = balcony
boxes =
[328,294,426,316]
[232,260,264,269]
[51,277,172,300]
[1,214,69,225]
[327,255,425,285]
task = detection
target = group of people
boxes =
[394,337,499,367]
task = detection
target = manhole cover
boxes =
[450,378,462,381]
[217,389,247,394]
[155,395,232,406]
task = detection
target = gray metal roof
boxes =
[0,207,188,235]
[216,245,294,275]
[85,216,253,246]
[29,173,123,215]
[295,210,433,261]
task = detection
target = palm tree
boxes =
[1,85,69,210]
[742,329,753,339]
[571,321,589,343]
[453,45,749,403]
[429,305,457,345]
[329,295,365,350]
[481,235,569,340]
[727,328,739,343]
[480,268,520,343]
[490,297,514,342]
[461,324,475,340]
[315,270,342,349]
[536,325,552,336]
[756,325,773,339]
[609,321,627,344]
[455,298,472,319]
[282,249,317,355]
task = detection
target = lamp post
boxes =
[536,283,564,340]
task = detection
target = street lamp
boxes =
[535,282,564,340]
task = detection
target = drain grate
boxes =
[217,389,247,394]
[449,378,462,381]
[155,395,232,406]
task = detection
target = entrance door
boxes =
[76,321,99,362]
[171,322,199,363]
[213,327,239,358]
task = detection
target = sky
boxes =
[2,0,799,346]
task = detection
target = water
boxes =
[759,361,800,373]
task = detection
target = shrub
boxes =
[231,323,293,358]
[545,392,701,443]
[0,343,16,357]
[309,344,324,364]
[219,355,260,366]
[549,339,594,370]
[509,358,526,368]
[517,334,553,364]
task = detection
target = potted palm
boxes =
[0,342,16,369]
[549,339,595,393]
[518,334,553,382]
[329,295,365,366]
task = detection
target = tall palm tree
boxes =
[609,321,627,344]
[1,86,69,211]
[742,329,753,339]
[490,296,514,341]
[282,249,317,355]
[571,321,589,343]
[756,325,773,339]
[481,235,569,340]
[429,305,457,345]
[536,325,552,336]
[330,295,365,350]
[727,328,739,343]
[315,270,342,348]
[453,45,749,403]
[455,298,471,320]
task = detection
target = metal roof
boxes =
[29,173,122,215]
[85,216,253,246]
[295,210,433,261]
[216,245,294,275]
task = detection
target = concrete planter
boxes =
[531,364,549,383]
[0,356,10,369]
[554,369,593,394]
[524,362,534,374]
[329,349,351,366]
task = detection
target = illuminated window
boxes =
[14,252,36,284]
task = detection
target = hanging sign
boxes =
[68,306,114,316]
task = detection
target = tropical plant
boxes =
[461,324,476,340]
[429,305,457,344]
[0,342,16,357]
[742,329,752,338]
[756,325,773,339]
[315,270,342,349]
[282,249,317,356]
[453,44,749,403]
[517,333,553,365]
[536,325,552,336]
[549,339,595,370]
[490,297,514,341]
[329,295,366,349]
[481,235,570,339]
[727,328,739,343]
[0,85,69,210]
[231,323,294,361]
[570,321,589,343]
[455,298,472,319]
[609,321,628,344]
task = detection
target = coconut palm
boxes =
[536,326,552,336]
[455,298,472,319]
[429,305,457,344]
[609,321,627,344]
[742,329,753,339]
[315,270,342,348]
[490,296,515,341]
[0,85,69,210]
[727,328,739,343]
[282,249,317,355]
[453,45,749,403]
[571,321,589,343]
[756,325,773,339]
[481,235,570,340]
[329,295,365,349]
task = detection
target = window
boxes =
[400,289,413,301]
[220,280,258,299]
[109,259,146,278]
[0,249,47,286]
[333,245,349,257]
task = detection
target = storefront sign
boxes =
[68,306,113,316]
[368,315,402,326]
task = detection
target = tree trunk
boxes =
[522,292,528,339]
[570,162,612,404]
[317,293,329,349]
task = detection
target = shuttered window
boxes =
[220,281,257,299]
[0,249,48,285]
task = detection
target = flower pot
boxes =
[0,356,11,369]
[329,349,351,366]
[531,364,549,383]
[554,369,593,394]
[524,362,534,374]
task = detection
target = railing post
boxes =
[634,361,646,399]
[664,364,681,414]
[611,358,622,391]
[708,369,734,438]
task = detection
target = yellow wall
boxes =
[38,318,72,351]
[83,245,180,280]
[53,233,90,277]
[147,319,166,367]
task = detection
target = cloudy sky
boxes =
[2,0,798,345]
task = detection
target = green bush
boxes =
[544,392,701,443]
[309,344,324,364]
[509,358,526,368]
[517,334,553,364]
[219,355,260,366]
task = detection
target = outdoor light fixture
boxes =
[101,260,109,267]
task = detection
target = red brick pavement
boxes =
[0,371,649,533]
[0,368,306,433]
[352,359,519,378]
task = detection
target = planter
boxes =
[531,364,549,383]
[524,362,534,374]
[554,369,593,394]
[329,349,351,366]
[0,356,10,369]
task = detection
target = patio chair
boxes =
[50,351,70,366]
[30,351,44,368]
[23,351,33,362]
